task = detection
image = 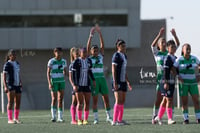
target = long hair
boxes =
[70,47,79,62]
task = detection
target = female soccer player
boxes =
[112,39,132,126]
[87,26,112,124]
[47,47,67,122]
[69,47,80,125]
[151,27,179,124]
[155,40,177,125]
[3,49,22,124]
[71,47,96,125]
[174,44,200,124]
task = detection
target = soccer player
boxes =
[47,47,67,122]
[87,26,112,124]
[151,28,180,124]
[71,47,96,125]
[174,44,200,124]
[3,49,22,124]
[69,47,80,125]
[155,40,177,125]
[111,39,132,126]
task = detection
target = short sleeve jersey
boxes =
[151,46,168,81]
[174,55,200,84]
[112,51,127,83]
[47,58,67,83]
[89,54,104,78]
[3,61,20,86]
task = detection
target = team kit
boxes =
[3,26,200,125]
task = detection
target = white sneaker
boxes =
[14,119,22,124]
[168,119,176,125]
[116,122,125,126]
[94,119,99,124]
[106,117,113,124]
[155,116,163,125]
[8,120,16,124]
[57,118,64,123]
[111,121,117,126]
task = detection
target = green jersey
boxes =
[174,55,200,84]
[151,46,168,81]
[89,54,104,78]
[48,58,67,83]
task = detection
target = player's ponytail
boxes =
[70,47,76,62]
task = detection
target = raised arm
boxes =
[96,25,104,55]
[170,29,180,47]
[87,27,96,56]
[151,27,165,47]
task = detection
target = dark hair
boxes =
[54,47,62,52]
[91,45,98,50]
[166,39,176,47]
[5,49,16,62]
[181,43,190,56]
[80,47,87,52]
[116,39,126,47]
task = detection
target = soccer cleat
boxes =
[116,122,125,126]
[183,120,189,124]
[14,119,22,124]
[83,120,89,125]
[106,117,113,124]
[196,119,200,124]
[77,120,83,125]
[93,119,99,124]
[111,121,117,126]
[155,116,162,125]
[168,119,176,125]
[51,118,56,122]
[57,118,64,123]
[71,120,78,125]
[8,120,16,124]
[152,115,157,124]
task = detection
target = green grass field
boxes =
[0,108,200,133]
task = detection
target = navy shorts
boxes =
[112,82,127,92]
[8,85,22,94]
[160,84,175,98]
[77,86,91,93]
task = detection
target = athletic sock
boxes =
[183,109,189,120]
[14,109,20,120]
[158,106,166,119]
[105,107,111,119]
[118,105,124,122]
[70,105,76,121]
[153,105,159,118]
[77,108,82,121]
[167,107,173,120]
[84,111,89,120]
[195,109,200,119]
[58,108,63,120]
[93,109,98,120]
[7,109,13,121]
[51,106,56,119]
[113,104,119,123]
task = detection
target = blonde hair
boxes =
[70,47,79,62]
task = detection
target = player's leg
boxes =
[100,77,112,122]
[14,86,22,123]
[190,85,200,124]
[50,82,57,122]
[83,91,91,125]
[112,91,120,125]
[117,91,126,124]
[75,90,84,125]
[57,89,64,122]
[180,84,189,124]
[70,93,77,124]
[91,78,99,124]
[152,84,163,124]
[7,90,15,124]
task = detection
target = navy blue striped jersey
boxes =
[72,57,95,86]
[112,51,127,83]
